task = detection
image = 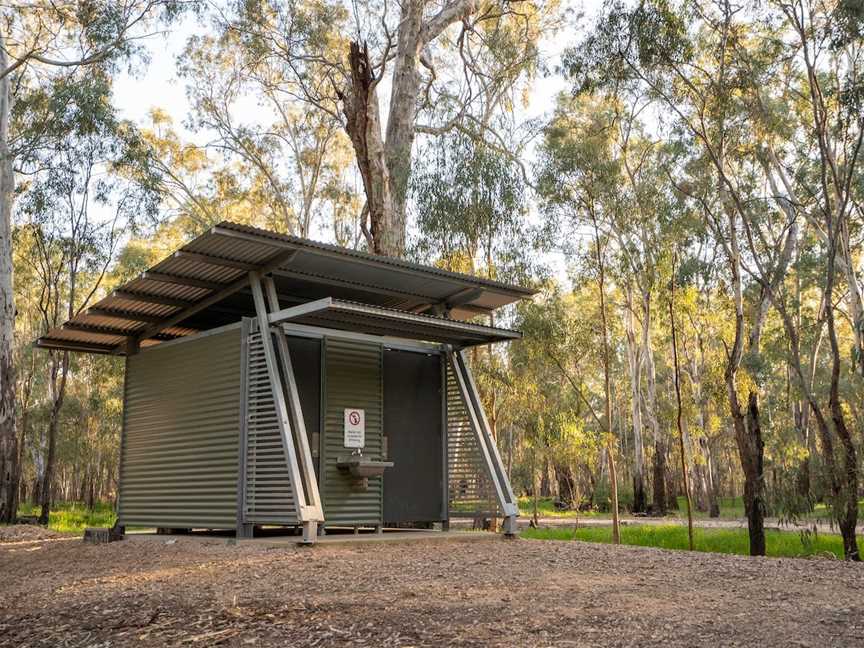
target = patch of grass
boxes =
[17,501,116,534]
[517,496,609,519]
[518,495,748,520]
[522,524,858,560]
[671,496,745,520]
[811,499,864,523]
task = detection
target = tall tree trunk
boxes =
[641,294,665,515]
[339,0,477,256]
[38,351,69,525]
[624,285,646,513]
[592,213,619,543]
[0,39,17,524]
[338,43,396,256]
[730,388,766,556]
[381,0,426,256]
[723,190,767,555]
[698,437,720,517]
[824,232,859,560]
[669,271,694,550]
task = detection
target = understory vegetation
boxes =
[15,501,115,534]
[522,525,859,560]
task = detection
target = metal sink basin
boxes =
[336,456,394,478]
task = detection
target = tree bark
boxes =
[0,38,17,524]
[38,351,69,525]
[733,390,766,556]
[381,0,427,256]
[592,213,619,543]
[338,42,396,256]
[641,293,665,515]
[824,233,859,560]
[339,1,477,256]
[624,285,646,513]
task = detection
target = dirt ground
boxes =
[2,529,863,647]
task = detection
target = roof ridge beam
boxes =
[211,224,526,293]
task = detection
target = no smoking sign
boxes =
[343,408,365,448]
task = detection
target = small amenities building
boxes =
[36,222,534,542]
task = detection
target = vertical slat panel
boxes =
[119,329,241,529]
[322,337,383,525]
[446,362,499,517]
[244,331,299,524]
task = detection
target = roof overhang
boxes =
[35,221,535,355]
[268,298,522,347]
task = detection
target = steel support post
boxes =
[249,272,324,543]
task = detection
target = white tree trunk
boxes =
[0,39,17,523]
[381,0,425,256]
[340,0,476,256]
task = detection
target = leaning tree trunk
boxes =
[0,40,17,524]
[338,43,397,256]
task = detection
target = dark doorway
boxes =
[285,335,321,476]
[383,350,444,525]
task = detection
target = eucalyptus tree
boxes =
[178,28,356,237]
[564,0,803,555]
[538,92,687,514]
[734,0,864,560]
[209,0,556,256]
[409,132,534,502]
[17,79,160,523]
[0,0,184,523]
[409,131,533,282]
[513,286,615,512]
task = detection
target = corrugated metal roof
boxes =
[35,221,535,355]
[270,298,521,347]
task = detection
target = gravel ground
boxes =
[1,530,863,647]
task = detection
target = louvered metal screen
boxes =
[243,330,299,525]
[446,362,499,517]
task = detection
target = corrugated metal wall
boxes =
[119,329,241,529]
[446,361,499,517]
[321,337,384,525]
[243,331,298,524]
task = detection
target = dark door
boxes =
[383,349,443,524]
[285,336,321,477]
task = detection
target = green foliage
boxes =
[17,501,116,535]
[409,132,535,283]
[522,524,858,560]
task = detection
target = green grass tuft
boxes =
[16,501,116,534]
[521,524,858,560]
